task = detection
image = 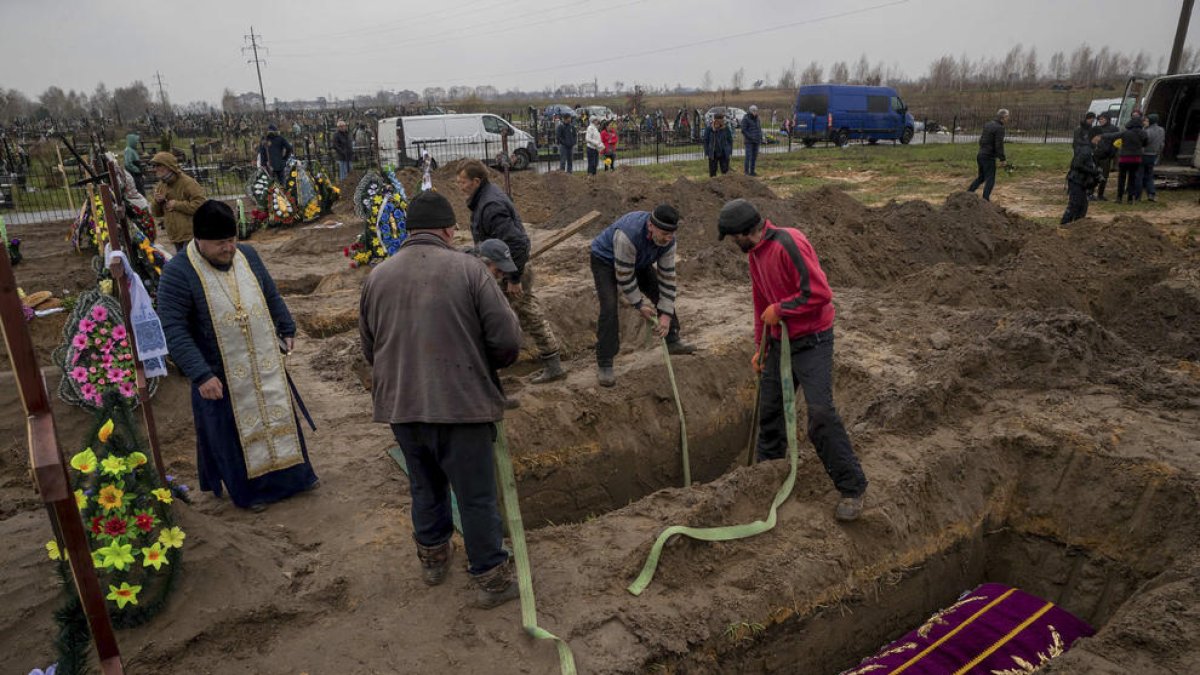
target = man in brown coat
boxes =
[149,151,206,253]
[358,190,523,609]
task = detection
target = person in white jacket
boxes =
[585,119,603,176]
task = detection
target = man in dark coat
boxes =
[742,105,764,176]
[358,190,522,609]
[702,112,734,177]
[157,200,318,512]
[1088,112,1119,200]
[332,119,354,181]
[967,108,1008,201]
[1062,132,1101,224]
[256,124,293,184]
[556,113,577,172]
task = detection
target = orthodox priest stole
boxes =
[187,242,303,477]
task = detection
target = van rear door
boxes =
[1118,77,1147,126]
[794,91,829,136]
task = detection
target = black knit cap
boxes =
[717,198,762,240]
[649,204,680,231]
[193,200,238,240]
[406,190,457,229]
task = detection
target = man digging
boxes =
[718,198,868,521]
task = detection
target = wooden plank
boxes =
[528,210,601,261]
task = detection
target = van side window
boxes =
[797,94,829,115]
[867,95,890,113]
[890,96,904,112]
[482,116,505,134]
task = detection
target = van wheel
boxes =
[900,127,914,145]
[867,138,879,145]
[802,139,817,148]
[834,129,850,147]
[512,150,530,171]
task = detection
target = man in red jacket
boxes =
[718,199,868,521]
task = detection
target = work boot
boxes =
[529,354,566,384]
[415,537,454,586]
[835,494,864,522]
[666,339,696,355]
[504,396,520,410]
[597,365,616,387]
[471,558,519,609]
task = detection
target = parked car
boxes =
[1117,73,1200,180]
[791,84,915,146]
[377,113,538,171]
[703,106,747,128]
[575,105,615,121]
[542,104,576,120]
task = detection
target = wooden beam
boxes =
[528,210,601,261]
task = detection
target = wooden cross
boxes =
[0,238,124,674]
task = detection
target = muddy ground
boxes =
[1,165,1199,674]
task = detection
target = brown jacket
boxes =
[149,152,206,244]
[359,232,521,424]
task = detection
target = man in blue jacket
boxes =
[157,200,318,512]
[741,105,763,176]
[702,111,734,177]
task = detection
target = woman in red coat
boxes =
[600,121,619,171]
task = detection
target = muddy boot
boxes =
[835,494,864,522]
[471,558,519,609]
[504,396,520,410]
[415,538,454,586]
[666,339,696,355]
[530,354,566,384]
[597,365,616,387]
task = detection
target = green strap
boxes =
[627,323,798,596]
[659,335,691,487]
[0,214,7,246]
[387,446,463,533]
[495,422,578,675]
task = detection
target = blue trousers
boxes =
[1141,154,1157,197]
[337,160,351,181]
[559,144,573,172]
[391,422,507,575]
[968,156,997,200]
[744,142,760,175]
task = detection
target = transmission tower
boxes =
[153,71,169,109]
[242,26,268,112]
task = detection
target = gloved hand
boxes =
[751,349,763,374]
[761,303,781,326]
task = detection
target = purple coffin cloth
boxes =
[842,583,1095,674]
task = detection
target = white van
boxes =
[377,113,538,171]
[1118,73,1200,179]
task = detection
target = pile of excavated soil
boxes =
[1,166,1198,673]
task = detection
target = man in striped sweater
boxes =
[589,205,696,387]
[718,198,868,521]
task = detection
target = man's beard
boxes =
[736,239,754,253]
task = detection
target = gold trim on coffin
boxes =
[187,242,303,478]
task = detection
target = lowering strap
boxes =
[495,421,578,674]
[658,330,691,487]
[627,321,799,596]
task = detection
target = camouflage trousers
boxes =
[508,265,560,359]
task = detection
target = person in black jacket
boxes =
[1072,112,1095,146]
[455,160,566,386]
[1062,132,1101,224]
[256,124,293,185]
[1088,113,1119,200]
[556,113,577,172]
[1108,118,1149,203]
[332,119,354,182]
[967,109,1008,201]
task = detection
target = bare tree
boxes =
[1002,44,1023,88]
[1022,47,1039,84]
[701,70,713,91]
[928,55,956,90]
[0,88,33,122]
[90,83,113,119]
[1049,51,1066,80]
[955,54,973,90]
[1069,44,1095,87]
[852,54,871,83]
[613,81,625,94]
[731,67,745,93]
[1130,50,1150,76]
[830,60,850,83]
[779,59,798,89]
[801,60,824,85]
[113,82,152,120]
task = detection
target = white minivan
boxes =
[377,113,538,170]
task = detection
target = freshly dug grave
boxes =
[0,168,1198,674]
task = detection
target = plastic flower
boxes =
[46,540,65,561]
[96,542,135,570]
[158,526,186,549]
[134,511,155,533]
[70,448,98,474]
[151,488,173,504]
[106,582,141,609]
[141,543,168,571]
[101,456,127,477]
[71,334,88,349]
[91,305,108,322]
[69,366,89,383]
[90,516,103,534]
[74,489,87,510]
[106,367,125,384]
[119,382,137,398]
[102,516,127,537]
[79,318,96,333]
[97,485,124,512]
[98,419,115,443]
[127,452,148,468]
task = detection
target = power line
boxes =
[242,26,268,112]
[269,0,495,45]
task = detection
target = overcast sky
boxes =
[2,0,1196,104]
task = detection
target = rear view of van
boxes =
[792,84,915,147]
[1120,73,1200,179]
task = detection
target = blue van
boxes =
[792,85,915,147]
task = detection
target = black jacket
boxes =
[556,121,577,148]
[1067,143,1100,187]
[1113,121,1149,159]
[257,133,293,171]
[467,181,530,283]
[1072,121,1093,147]
[332,129,354,162]
[1091,122,1119,159]
[978,118,1006,161]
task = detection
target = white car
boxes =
[704,106,747,128]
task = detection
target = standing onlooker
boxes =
[1142,113,1165,202]
[332,119,354,182]
[1072,112,1096,147]
[967,108,1008,201]
[701,111,733,177]
[1110,117,1148,203]
[123,133,144,194]
[149,152,206,254]
[585,117,602,176]
[1089,112,1119,201]
[256,124,293,185]
[556,113,577,173]
[358,191,522,608]
[1062,132,1101,224]
[601,121,618,171]
[741,105,763,176]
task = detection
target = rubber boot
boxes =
[530,354,566,384]
[415,537,453,586]
[835,494,864,522]
[471,558,519,609]
[597,365,615,387]
[667,339,696,355]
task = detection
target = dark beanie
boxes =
[717,198,762,240]
[193,200,238,240]
[649,204,680,231]
[406,190,457,230]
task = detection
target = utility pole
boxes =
[153,71,169,110]
[1168,0,1195,75]
[243,26,268,112]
